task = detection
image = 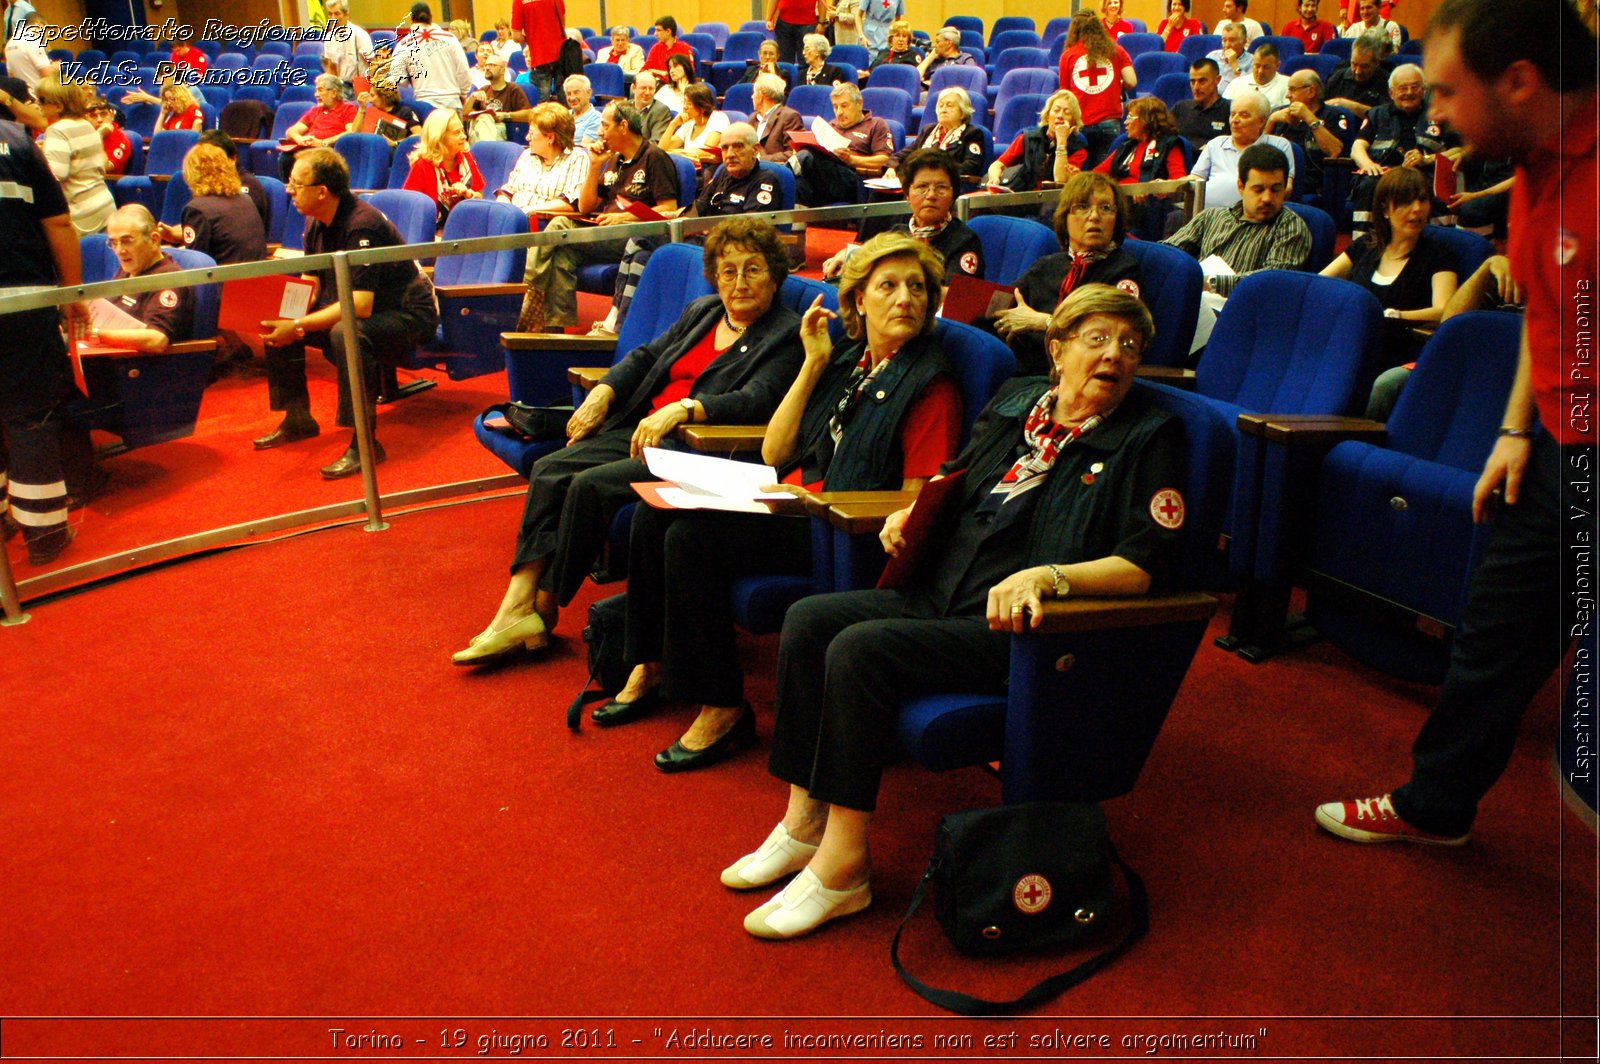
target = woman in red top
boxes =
[1100,0,1135,39]
[403,107,484,228]
[157,82,203,132]
[1095,98,1187,184]
[1059,11,1135,167]
[1157,0,1203,51]
[169,40,207,76]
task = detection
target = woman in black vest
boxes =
[452,218,804,665]
[1094,98,1188,237]
[723,284,1187,940]
[600,233,964,773]
[986,90,1089,193]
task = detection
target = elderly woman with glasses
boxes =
[453,218,805,665]
[599,232,964,773]
[991,171,1145,374]
[831,149,984,281]
[720,284,1185,940]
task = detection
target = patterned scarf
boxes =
[986,388,1101,508]
[1057,246,1113,304]
[924,122,967,152]
[829,349,889,442]
[908,217,950,243]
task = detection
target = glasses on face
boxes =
[1069,203,1118,219]
[1070,330,1142,358]
[286,180,321,194]
[908,181,953,197]
[716,262,771,285]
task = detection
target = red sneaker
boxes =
[1315,794,1469,846]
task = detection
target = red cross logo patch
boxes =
[959,250,979,275]
[968,140,980,154]
[158,290,178,308]
[1117,278,1141,298]
[1071,55,1115,95]
[1013,874,1053,914]
[182,225,196,245]
[1150,487,1185,529]
[756,188,772,205]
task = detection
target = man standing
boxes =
[751,73,804,163]
[1265,69,1356,199]
[630,71,674,144]
[3,11,54,90]
[1348,63,1453,235]
[791,82,890,207]
[515,102,679,334]
[1318,0,1598,845]
[256,149,438,479]
[321,0,373,91]
[1188,90,1297,209]
[1214,0,1264,43]
[2,0,35,47]
[388,3,471,112]
[1225,41,1289,109]
[510,0,565,100]
[1325,32,1389,119]
[1174,58,1232,147]
[0,113,84,565]
[564,74,601,144]
[1284,0,1338,53]
[1341,0,1403,51]
[92,205,196,354]
[466,54,533,143]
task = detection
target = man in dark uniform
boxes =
[1264,69,1356,200]
[1318,0,1598,844]
[256,148,438,479]
[93,205,196,353]
[831,150,984,282]
[1347,62,1456,236]
[0,114,83,565]
[1174,59,1232,148]
[1324,31,1388,119]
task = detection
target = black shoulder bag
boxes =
[891,802,1148,1015]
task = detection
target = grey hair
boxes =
[802,33,831,58]
[1352,29,1389,57]
[1388,62,1423,89]
[1229,88,1269,118]
[109,203,158,237]
[608,25,631,37]
[829,81,863,106]
[315,73,345,93]
[753,72,787,103]
[564,73,591,92]
[936,86,973,119]
[936,26,961,45]
[722,121,758,146]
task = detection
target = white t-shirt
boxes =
[4,32,52,89]
[1225,70,1290,111]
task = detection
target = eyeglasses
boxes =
[716,263,771,284]
[1068,203,1119,219]
[1070,330,1142,357]
[908,182,953,197]
[285,180,321,194]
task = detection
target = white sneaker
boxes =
[720,822,818,890]
[744,867,871,940]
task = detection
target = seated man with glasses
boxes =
[587,122,786,339]
[826,150,984,286]
[515,101,680,333]
[255,148,439,479]
[91,205,196,355]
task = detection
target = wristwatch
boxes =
[1383,307,1401,319]
[293,320,307,338]
[1046,564,1070,598]
[1308,118,1324,130]
[679,397,697,422]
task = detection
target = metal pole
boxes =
[0,540,30,626]
[331,251,388,533]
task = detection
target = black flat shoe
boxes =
[654,706,756,774]
[320,438,386,480]
[253,416,320,450]
[591,687,661,727]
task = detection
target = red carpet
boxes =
[3,496,1594,1059]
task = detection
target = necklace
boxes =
[723,312,748,333]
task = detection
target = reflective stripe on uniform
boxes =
[8,478,66,500]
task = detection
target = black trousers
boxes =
[264,309,433,429]
[1393,431,1594,834]
[768,588,1011,812]
[0,308,71,544]
[511,425,654,605]
[774,18,812,65]
[795,150,862,207]
[624,505,812,707]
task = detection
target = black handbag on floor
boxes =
[565,592,629,730]
[891,802,1148,1015]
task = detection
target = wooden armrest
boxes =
[1137,365,1196,388]
[150,173,171,183]
[567,365,610,390]
[819,490,920,532]
[164,338,220,355]
[434,282,525,298]
[679,424,767,454]
[502,331,618,354]
[1031,591,1218,633]
[1236,412,1387,446]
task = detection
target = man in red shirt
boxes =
[169,38,207,77]
[1283,0,1338,53]
[510,0,565,99]
[641,16,696,78]
[1318,0,1598,845]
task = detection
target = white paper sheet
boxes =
[643,447,789,501]
[809,116,851,153]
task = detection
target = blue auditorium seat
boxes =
[1121,238,1204,368]
[416,199,530,380]
[966,214,1059,285]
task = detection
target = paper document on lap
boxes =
[639,447,792,512]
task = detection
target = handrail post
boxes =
[332,251,388,533]
[0,541,29,625]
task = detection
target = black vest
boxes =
[1107,133,1184,183]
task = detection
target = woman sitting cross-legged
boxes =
[603,233,964,772]
[723,283,1186,939]
[452,217,805,665]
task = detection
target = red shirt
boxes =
[775,0,819,25]
[1094,138,1187,183]
[998,131,1088,172]
[651,328,725,411]
[1283,18,1337,53]
[1059,44,1132,125]
[642,38,695,76]
[161,105,202,131]
[101,126,131,176]
[170,47,207,74]
[1157,17,1200,52]
[782,375,963,489]
[511,0,567,67]
[1102,17,1134,37]
[1510,94,1598,444]
[299,101,358,140]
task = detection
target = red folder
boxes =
[1432,151,1457,202]
[614,196,668,222]
[941,275,1016,325]
[218,275,317,336]
[875,470,967,590]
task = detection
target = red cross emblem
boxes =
[1013,874,1053,914]
[1072,55,1114,95]
[158,290,178,309]
[1150,488,1185,529]
[1557,230,1578,266]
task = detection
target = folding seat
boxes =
[966,214,1058,285]
[1121,237,1203,368]
[722,83,756,115]
[1118,32,1165,60]
[991,67,1057,122]
[787,84,834,122]
[692,22,730,52]
[722,31,766,64]
[410,199,529,380]
[1285,201,1337,270]
[928,63,987,104]
[989,16,1036,42]
[334,132,392,191]
[865,63,920,98]
[831,44,871,70]
[1150,71,1191,110]
[1178,34,1222,65]
[112,129,199,214]
[859,87,911,132]
[386,136,421,188]
[944,16,984,38]
[1133,51,1187,90]
[992,47,1052,89]
[992,93,1049,148]
[257,176,288,244]
[363,188,436,246]
[469,140,525,196]
[1252,35,1304,60]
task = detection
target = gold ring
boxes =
[1011,605,1024,613]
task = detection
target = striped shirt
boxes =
[42,117,114,235]
[1163,203,1312,296]
[496,146,591,212]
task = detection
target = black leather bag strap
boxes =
[890,845,1148,1016]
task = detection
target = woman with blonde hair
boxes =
[987,90,1088,192]
[403,107,484,227]
[156,81,204,132]
[35,76,115,235]
[159,143,266,264]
